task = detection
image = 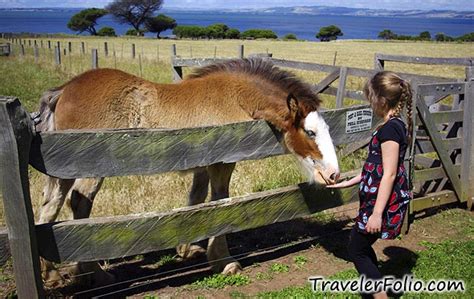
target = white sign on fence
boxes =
[345,108,373,134]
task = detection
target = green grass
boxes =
[191,273,251,289]
[269,263,290,274]
[247,240,473,298]
[0,57,66,111]
[293,255,308,267]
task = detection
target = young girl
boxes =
[328,71,413,299]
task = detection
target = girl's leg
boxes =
[348,226,382,279]
[348,226,387,298]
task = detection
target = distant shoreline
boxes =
[0,6,473,19]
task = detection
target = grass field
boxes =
[0,37,472,225]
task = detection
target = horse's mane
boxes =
[188,58,321,110]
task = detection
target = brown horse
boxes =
[37,58,340,285]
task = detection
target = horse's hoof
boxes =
[177,244,206,260]
[42,269,67,288]
[221,261,243,275]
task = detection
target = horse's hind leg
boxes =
[177,168,209,260]
[66,178,114,286]
[206,163,242,275]
[38,176,74,287]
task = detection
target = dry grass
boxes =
[0,37,472,225]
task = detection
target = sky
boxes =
[0,0,472,11]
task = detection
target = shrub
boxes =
[283,33,297,40]
[125,28,145,36]
[241,29,278,39]
[97,27,116,37]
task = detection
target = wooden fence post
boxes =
[374,53,384,71]
[34,45,39,63]
[170,44,182,81]
[335,67,348,108]
[81,41,85,55]
[131,43,136,59]
[54,45,61,65]
[68,41,72,53]
[104,42,108,56]
[92,49,98,69]
[238,44,244,58]
[461,81,474,209]
[47,40,51,50]
[0,98,45,298]
[20,44,25,56]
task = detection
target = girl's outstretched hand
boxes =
[326,173,362,189]
[326,180,350,189]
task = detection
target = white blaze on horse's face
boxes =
[303,111,340,185]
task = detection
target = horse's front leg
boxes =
[177,168,209,260]
[207,163,242,275]
[65,178,115,287]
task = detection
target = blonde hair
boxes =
[364,71,413,143]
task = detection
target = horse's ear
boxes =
[287,93,299,119]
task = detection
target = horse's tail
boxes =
[36,88,63,132]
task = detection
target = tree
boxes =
[173,25,207,39]
[206,23,229,39]
[97,27,117,37]
[67,8,107,35]
[225,28,240,39]
[435,32,454,42]
[419,31,431,40]
[106,0,164,35]
[283,33,297,40]
[125,28,146,36]
[378,29,397,40]
[145,14,177,38]
[241,29,278,39]
[316,25,343,42]
[456,32,474,42]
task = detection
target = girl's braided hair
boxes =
[363,71,414,144]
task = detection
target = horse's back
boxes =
[54,68,152,130]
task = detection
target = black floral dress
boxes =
[355,117,412,240]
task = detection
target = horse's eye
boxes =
[305,130,316,138]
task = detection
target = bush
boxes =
[456,32,474,42]
[125,28,145,36]
[419,31,431,40]
[435,32,454,42]
[283,33,297,40]
[241,29,278,39]
[173,25,207,39]
[225,28,240,39]
[97,27,116,37]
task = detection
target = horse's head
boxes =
[282,94,340,185]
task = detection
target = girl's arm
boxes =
[326,173,362,189]
[366,140,399,234]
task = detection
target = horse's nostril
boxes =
[330,173,337,181]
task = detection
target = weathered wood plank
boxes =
[319,85,365,101]
[414,164,460,183]
[417,82,466,98]
[30,105,379,179]
[0,98,44,298]
[35,182,359,263]
[172,57,230,67]
[461,82,474,208]
[313,70,340,94]
[375,54,473,66]
[0,228,10,266]
[336,67,348,108]
[416,137,463,154]
[269,58,340,73]
[416,93,463,199]
[430,110,464,124]
[412,190,458,212]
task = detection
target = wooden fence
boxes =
[0,52,473,297]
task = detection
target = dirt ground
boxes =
[0,205,472,298]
